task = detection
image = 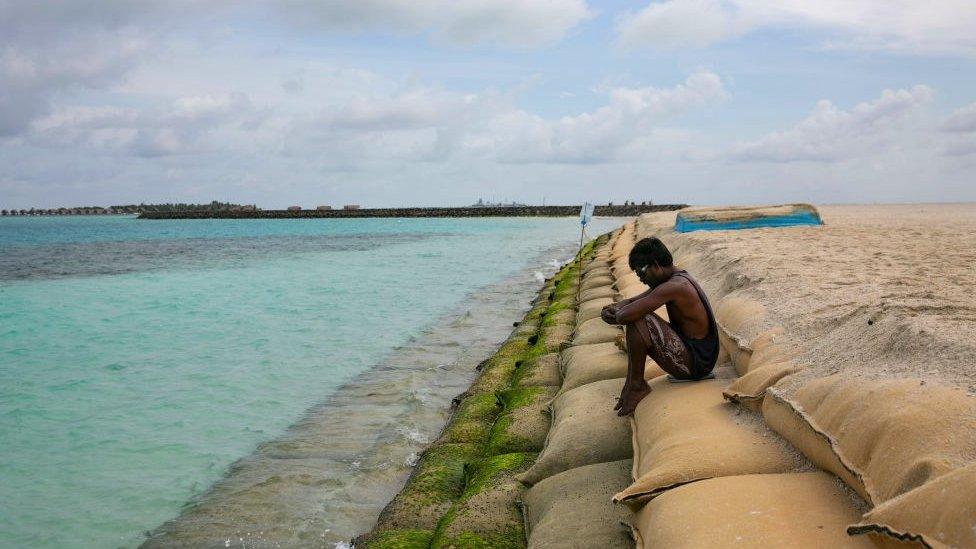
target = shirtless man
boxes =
[601,237,719,416]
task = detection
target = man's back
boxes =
[662,271,711,340]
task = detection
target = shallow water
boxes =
[0,215,619,548]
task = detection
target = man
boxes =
[601,237,719,416]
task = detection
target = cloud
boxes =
[29,93,265,157]
[274,0,593,47]
[485,72,729,163]
[0,1,219,136]
[730,85,934,162]
[942,102,976,133]
[0,0,590,138]
[617,1,976,56]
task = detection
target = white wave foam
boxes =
[533,271,545,282]
[396,426,429,444]
[405,452,419,466]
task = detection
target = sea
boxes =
[0,215,621,548]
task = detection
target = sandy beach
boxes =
[640,204,976,395]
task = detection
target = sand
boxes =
[637,203,976,396]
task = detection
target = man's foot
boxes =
[616,382,652,416]
[614,380,631,410]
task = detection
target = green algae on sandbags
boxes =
[511,353,560,388]
[430,453,536,549]
[354,529,434,549]
[468,336,531,396]
[373,443,481,531]
[486,386,558,455]
[438,392,502,444]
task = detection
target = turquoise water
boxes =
[0,215,617,548]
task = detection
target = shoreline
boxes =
[138,234,593,548]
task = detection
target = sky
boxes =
[2,1,975,209]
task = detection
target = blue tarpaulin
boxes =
[674,204,823,233]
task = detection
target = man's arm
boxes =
[617,287,654,307]
[609,282,676,324]
[600,286,655,323]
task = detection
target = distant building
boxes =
[343,204,360,210]
[287,205,302,211]
[472,198,528,207]
[316,205,332,211]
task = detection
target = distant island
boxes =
[3,200,686,219]
[138,203,686,219]
[1,201,255,216]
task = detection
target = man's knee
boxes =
[625,322,648,349]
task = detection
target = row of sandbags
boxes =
[354,235,610,548]
[518,220,893,549]
[627,213,974,548]
[516,225,637,548]
[713,294,976,548]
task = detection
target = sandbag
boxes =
[616,283,646,301]
[513,353,561,388]
[521,459,634,549]
[614,374,799,505]
[713,296,766,376]
[612,272,641,291]
[577,297,613,324]
[431,452,535,548]
[582,266,612,281]
[540,318,575,353]
[439,391,501,443]
[632,472,874,549]
[487,386,559,454]
[848,461,976,549]
[723,361,799,412]
[516,378,631,486]
[572,318,622,345]
[762,375,976,505]
[611,256,631,275]
[579,285,615,303]
[558,342,664,396]
[373,443,480,531]
[580,274,613,292]
[582,260,610,275]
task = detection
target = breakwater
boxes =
[137,204,686,219]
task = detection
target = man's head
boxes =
[629,237,674,286]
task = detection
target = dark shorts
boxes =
[634,312,716,380]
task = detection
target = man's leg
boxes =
[616,312,694,416]
[614,322,653,414]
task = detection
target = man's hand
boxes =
[601,303,619,324]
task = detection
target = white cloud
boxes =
[0,0,590,138]
[274,0,593,47]
[29,93,266,157]
[730,85,934,162]
[485,72,729,163]
[942,102,976,133]
[617,1,976,56]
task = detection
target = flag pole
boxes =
[576,202,593,303]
